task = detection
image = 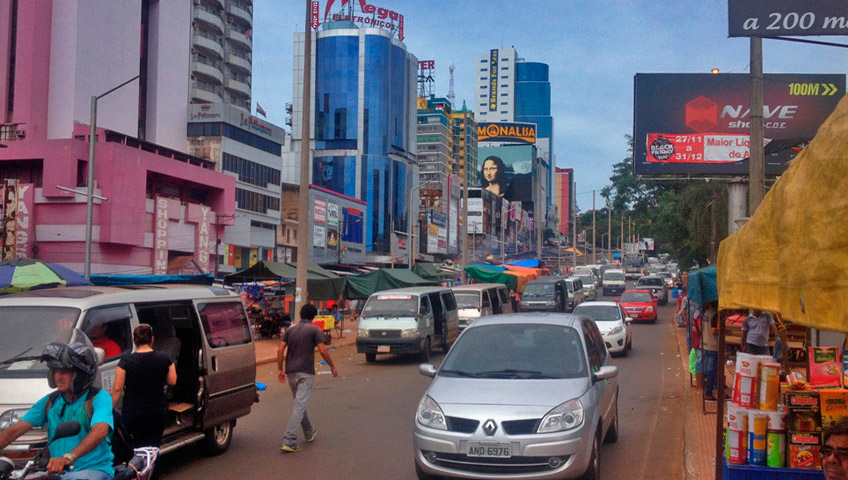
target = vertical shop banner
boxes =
[249,248,259,266]
[488,49,499,111]
[449,201,458,250]
[314,225,326,247]
[314,199,327,223]
[327,203,339,227]
[153,196,170,275]
[189,204,211,273]
[15,183,34,258]
[2,181,18,259]
[327,229,339,250]
[311,1,320,29]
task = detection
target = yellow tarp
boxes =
[717,95,848,332]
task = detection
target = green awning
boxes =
[343,268,439,300]
[463,265,518,291]
[223,261,344,301]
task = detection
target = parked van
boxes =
[520,276,570,313]
[0,285,257,463]
[356,287,460,363]
[451,283,514,330]
[564,277,586,311]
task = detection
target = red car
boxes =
[618,289,658,323]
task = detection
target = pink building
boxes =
[0,1,235,275]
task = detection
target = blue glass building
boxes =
[292,26,418,257]
[515,62,555,205]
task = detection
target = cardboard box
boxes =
[784,391,822,433]
[819,389,848,429]
[787,432,822,470]
[810,346,842,388]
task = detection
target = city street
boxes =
[159,285,686,479]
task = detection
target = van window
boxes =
[83,305,132,360]
[364,294,419,317]
[454,292,481,309]
[0,306,80,374]
[488,289,502,314]
[497,287,509,305]
[419,296,431,315]
[441,292,457,311]
[197,301,252,348]
[481,291,491,309]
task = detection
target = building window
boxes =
[222,153,281,187]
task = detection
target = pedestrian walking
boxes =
[277,304,338,453]
[111,324,177,448]
[700,301,721,400]
[741,309,779,355]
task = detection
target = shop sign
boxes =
[153,196,170,275]
[729,0,848,37]
[478,122,537,144]
[314,199,327,223]
[327,203,339,226]
[314,225,326,247]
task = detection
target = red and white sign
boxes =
[314,199,327,223]
[323,0,405,39]
[192,205,211,273]
[311,1,320,29]
[646,133,771,164]
[153,196,170,275]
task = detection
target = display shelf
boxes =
[723,460,824,479]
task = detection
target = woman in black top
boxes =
[111,324,177,447]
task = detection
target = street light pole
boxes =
[85,74,140,279]
[295,0,313,321]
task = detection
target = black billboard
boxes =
[729,0,848,37]
[633,73,845,175]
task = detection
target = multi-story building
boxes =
[285,19,418,263]
[187,104,284,275]
[450,101,478,191]
[0,2,235,274]
[555,167,574,240]
[474,48,555,209]
[190,0,253,111]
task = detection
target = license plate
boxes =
[377,345,391,353]
[467,442,511,458]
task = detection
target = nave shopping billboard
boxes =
[633,73,844,176]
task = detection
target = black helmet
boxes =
[41,342,98,395]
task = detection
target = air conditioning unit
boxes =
[16,130,24,138]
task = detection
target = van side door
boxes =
[481,290,493,317]
[194,299,256,429]
[497,287,513,313]
[440,291,459,342]
[81,304,134,392]
[487,288,502,315]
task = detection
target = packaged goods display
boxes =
[766,411,786,468]
[819,389,848,430]
[787,432,821,469]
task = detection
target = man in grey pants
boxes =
[277,304,338,453]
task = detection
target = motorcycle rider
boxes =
[0,342,114,479]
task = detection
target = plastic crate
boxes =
[723,459,824,479]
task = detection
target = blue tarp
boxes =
[687,266,717,305]
[506,259,545,268]
[90,274,214,286]
[476,264,508,272]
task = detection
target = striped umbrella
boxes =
[0,258,91,294]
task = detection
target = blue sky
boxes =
[251,0,848,211]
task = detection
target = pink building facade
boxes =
[0,1,236,275]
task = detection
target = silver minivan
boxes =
[414,313,619,479]
[357,287,460,363]
[0,285,257,463]
[452,283,514,330]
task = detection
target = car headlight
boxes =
[646,306,654,312]
[357,328,369,337]
[610,326,623,335]
[545,301,555,307]
[538,399,584,433]
[401,328,420,338]
[0,408,28,431]
[417,395,447,430]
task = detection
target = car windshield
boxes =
[454,292,480,309]
[574,305,621,322]
[576,275,594,286]
[604,272,624,281]
[637,278,663,286]
[523,284,554,297]
[362,295,418,317]
[0,306,80,376]
[439,324,587,379]
[621,292,652,303]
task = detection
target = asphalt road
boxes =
[160,283,686,479]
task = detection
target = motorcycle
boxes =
[0,421,158,480]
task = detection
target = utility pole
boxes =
[592,190,596,266]
[536,156,543,260]
[620,215,624,259]
[749,36,765,215]
[461,178,469,284]
[571,182,577,271]
[607,207,611,264]
[294,0,313,321]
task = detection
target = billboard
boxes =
[478,144,538,202]
[633,73,845,175]
[729,1,848,37]
[477,122,536,144]
[488,49,499,111]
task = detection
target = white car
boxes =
[574,273,597,301]
[573,301,633,356]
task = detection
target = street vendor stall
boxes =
[714,95,848,479]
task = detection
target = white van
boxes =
[603,269,627,296]
[356,287,460,363]
[451,283,514,330]
[0,285,257,464]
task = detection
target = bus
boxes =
[622,253,648,279]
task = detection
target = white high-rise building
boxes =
[474,48,517,124]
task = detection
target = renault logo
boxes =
[483,419,498,436]
[381,332,387,336]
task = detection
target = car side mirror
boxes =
[419,363,437,378]
[594,365,618,382]
[93,347,106,365]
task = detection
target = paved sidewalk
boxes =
[254,317,360,365]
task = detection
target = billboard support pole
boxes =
[592,191,596,266]
[749,37,765,214]
[295,0,313,322]
[727,178,748,235]
[572,182,577,272]
[607,207,612,264]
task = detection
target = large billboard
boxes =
[478,144,538,202]
[729,1,848,37]
[478,122,536,144]
[633,73,845,175]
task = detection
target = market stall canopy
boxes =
[412,262,454,282]
[342,268,438,300]
[503,264,541,283]
[223,261,344,301]
[90,274,214,285]
[0,258,90,294]
[686,266,717,306]
[464,265,520,291]
[506,259,546,269]
[717,95,848,332]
